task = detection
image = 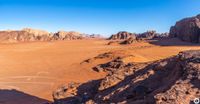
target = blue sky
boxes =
[0,0,200,36]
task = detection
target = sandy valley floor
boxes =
[0,39,200,101]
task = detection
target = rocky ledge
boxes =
[53,50,200,104]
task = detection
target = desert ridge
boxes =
[0,28,104,43]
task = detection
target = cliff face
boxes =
[169,14,200,43]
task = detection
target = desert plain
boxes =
[0,38,199,103]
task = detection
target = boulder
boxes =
[53,82,80,101]
[169,14,200,43]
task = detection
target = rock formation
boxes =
[88,34,104,39]
[108,31,168,45]
[136,30,157,40]
[0,28,85,43]
[23,28,51,41]
[52,31,83,40]
[108,31,136,40]
[22,28,50,37]
[136,31,168,40]
[169,14,200,43]
[0,29,51,42]
[53,50,200,104]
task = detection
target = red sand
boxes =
[0,39,200,101]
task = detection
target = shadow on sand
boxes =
[0,89,51,104]
[149,38,200,46]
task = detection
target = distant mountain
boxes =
[0,28,94,43]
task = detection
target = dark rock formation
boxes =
[154,32,169,39]
[136,30,157,40]
[108,31,136,40]
[120,37,137,44]
[53,50,200,104]
[169,14,200,43]
[52,82,81,104]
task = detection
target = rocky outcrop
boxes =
[169,14,200,43]
[53,50,200,104]
[108,31,168,45]
[0,29,51,42]
[108,31,136,40]
[52,82,81,104]
[52,31,83,40]
[136,30,157,40]
[136,31,169,40]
